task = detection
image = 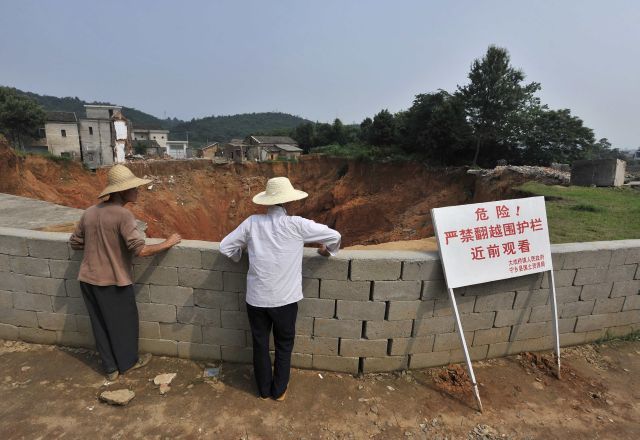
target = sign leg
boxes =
[548,270,561,379]
[448,287,483,412]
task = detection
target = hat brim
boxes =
[98,177,153,199]
[252,190,308,206]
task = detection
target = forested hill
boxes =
[7,87,310,145]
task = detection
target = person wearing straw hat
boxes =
[220,177,341,401]
[70,164,181,381]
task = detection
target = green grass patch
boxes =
[594,329,640,345]
[516,182,640,243]
[311,143,414,162]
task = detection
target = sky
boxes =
[0,0,638,148]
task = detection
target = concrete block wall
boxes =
[1,226,639,374]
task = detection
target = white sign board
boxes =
[431,196,553,288]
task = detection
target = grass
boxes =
[595,329,640,345]
[311,143,415,162]
[516,182,640,244]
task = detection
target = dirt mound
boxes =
[432,364,472,394]
[0,140,567,245]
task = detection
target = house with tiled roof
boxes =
[245,135,303,161]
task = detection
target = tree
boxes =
[359,117,373,144]
[458,46,540,166]
[370,109,396,146]
[0,87,46,149]
[294,122,315,152]
[332,118,347,145]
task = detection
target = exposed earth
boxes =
[0,139,569,247]
[0,338,638,439]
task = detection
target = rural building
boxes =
[78,104,123,168]
[131,127,169,149]
[166,140,189,159]
[132,139,165,158]
[200,142,221,159]
[44,111,81,159]
[223,138,248,163]
[245,135,302,161]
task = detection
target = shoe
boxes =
[259,395,270,400]
[275,389,287,402]
[129,353,152,371]
[106,370,119,381]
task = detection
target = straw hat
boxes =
[98,164,152,198]
[252,177,308,205]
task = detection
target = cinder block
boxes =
[320,280,370,301]
[389,335,434,355]
[19,327,57,344]
[580,283,613,300]
[473,327,511,346]
[299,298,335,318]
[576,310,640,332]
[0,235,28,256]
[460,312,495,331]
[556,286,582,303]
[57,331,95,348]
[25,276,66,297]
[202,326,246,346]
[611,280,640,298]
[623,295,640,311]
[560,317,577,333]
[13,292,52,312]
[340,338,387,357]
[296,316,313,335]
[510,322,550,341]
[592,297,624,314]
[574,268,608,286]
[529,305,555,322]
[68,246,83,262]
[137,303,177,323]
[193,289,239,310]
[159,323,202,342]
[178,342,221,360]
[139,321,160,339]
[606,265,638,282]
[421,280,447,299]
[603,325,636,338]
[138,247,202,268]
[202,251,249,273]
[513,289,549,309]
[177,306,221,326]
[402,260,443,281]
[450,344,489,363]
[3,273,27,292]
[177,268,221,290]
[27,238,69,260]
[312,354,359,374]
[465,274,541,296]
[494,308,531,327]
[135,265,179,286]
[387,300,434,320]
[563,250,611,269]
[541,270,576,288]
[474,291,515,312]
[433,331,473,351]
[48,260,80,279]
[433,296,476,316]
[10,256,50,277]
[223,272,246,293]
[52,297,87,315]
[221,346,253,363]
[372,280,421,301]
[75,315,91,333]
[559,332,587,347]
[610,249,628,266]
[36,312,76,331]
[409,351,450,369]
[362,356,408,372]
[302,256,349,280]
[625,248,640,265]
[133,284,150,303]
[221,310,251,330]
[365,320,412,339]
[65,280,82,298]
[139,338,178,356]
[0,308,37,327]
[302,278,320,298]
[313,318,361,338]
[336,300,385,321]
[294,335,339,355]
[291,353,313,369]
[150,285,194,306]
[350,259,401,281]
[0,290,12,309]
[0,254,9,271]
[413,316,455,336]
[0,323,18,340]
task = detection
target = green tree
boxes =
[359,117,373,144]
[0,87,46,149]
[370,109,396,146]
[332,118,347,145]
[458,46,540,166]
[294,122,315,151]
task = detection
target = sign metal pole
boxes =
[447,287,483,413]
[548,269,561,379]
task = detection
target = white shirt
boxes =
[220,206,341,307]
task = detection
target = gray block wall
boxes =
[1,226,639,374]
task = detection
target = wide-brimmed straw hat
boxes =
[98,164,152,198]
[252,177,308,205]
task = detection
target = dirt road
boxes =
[1,338,638,439]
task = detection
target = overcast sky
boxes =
[1,1,638,148]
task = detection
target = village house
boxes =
[44,111,81,159]
[200,142,221,159]
[245,135,303,161]
[78,104,123,168]
[166,140,189,159]
[223,138,248,163]
[131,127,169,149]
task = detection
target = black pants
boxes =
[246,301,298,398]
[80,282,139,374]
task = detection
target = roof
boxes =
[46,111,77,123]
[84,104,122,109]
[132,127,169,133]
[228,138,247,147]
[201,142,220,150]
[274,144,303,152]
[250,136,297,145]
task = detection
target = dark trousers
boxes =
[80,282,139,374]
[246,301,298,398]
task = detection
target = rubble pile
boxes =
[469,165,570,185]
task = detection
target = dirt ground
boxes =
[1,339,638,439]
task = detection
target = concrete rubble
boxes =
[99,389,135,406]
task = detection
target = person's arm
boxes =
[220,218,250,262]
[119,211,181,257]
[138,234,182,257]
[69,214,85,250]
[296,218,341,257]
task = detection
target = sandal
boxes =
[129,353,152,371]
